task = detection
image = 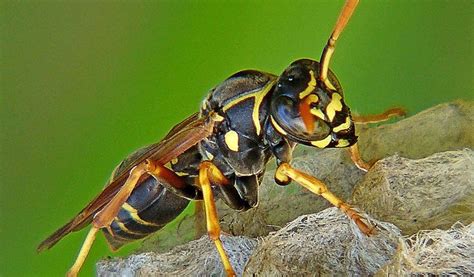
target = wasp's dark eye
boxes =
[270,95,331,143]
[274,96,298,118]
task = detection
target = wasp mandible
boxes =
[38,0,405,276]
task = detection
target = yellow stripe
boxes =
[222,80,276,136]
[253,80,276,135]
[333,116,351,132]
[105,224,134,242]
[311,135,332,148]
[326,93,343,122]
[175,171,189,176]
[270,116,288,135]
[122,203,159,227]
[222,93,255,112]
[115,221,147,236]
[298,70,317,99]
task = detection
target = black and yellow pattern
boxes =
[40,2,403,276]
[104,58,359,245]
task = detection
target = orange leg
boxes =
[66,227,99,277]
[348,143,372,172]
[275,163,375,236]
[67,160,185,277]
[348,107,406,171]
[198,161,236,277]
[352,107,406,124]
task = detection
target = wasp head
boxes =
[270,59,356,149]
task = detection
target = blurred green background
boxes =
[1,1,472,276]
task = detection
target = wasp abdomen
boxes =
[102,176,190,250]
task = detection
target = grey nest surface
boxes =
[97,100,474,276]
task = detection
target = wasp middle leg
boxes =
[198,161,236,277]
[275,162,375,236]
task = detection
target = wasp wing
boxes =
[38,112,214,252]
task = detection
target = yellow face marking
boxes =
[122,203,159,227]
[332,116,351,132]
[170,158,178,165]
[310,107,326,120]
[252,80,276,135]
[306,94,319,104]
[224,130,239,151]
[311,135,332,148]
[270,116,288,135]
[326,93,343,122]
[298,70,317,99]
[336,139,350,148]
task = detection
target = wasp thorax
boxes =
[270,59,357,148]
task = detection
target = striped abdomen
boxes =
[102,176,190,250]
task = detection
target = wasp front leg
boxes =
[198,161,236,277]
[275,163,375,236]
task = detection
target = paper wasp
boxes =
[38,0,405,276]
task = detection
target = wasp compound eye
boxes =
[270,95,331,144]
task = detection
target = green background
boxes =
[1,1,473,276]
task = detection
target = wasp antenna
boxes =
[320,0,359,83]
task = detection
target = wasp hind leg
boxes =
[66,227,100,277]
[275,163,375,236]
[198,161,236,277]
[67,160,187,277]
[66,161,150,277]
